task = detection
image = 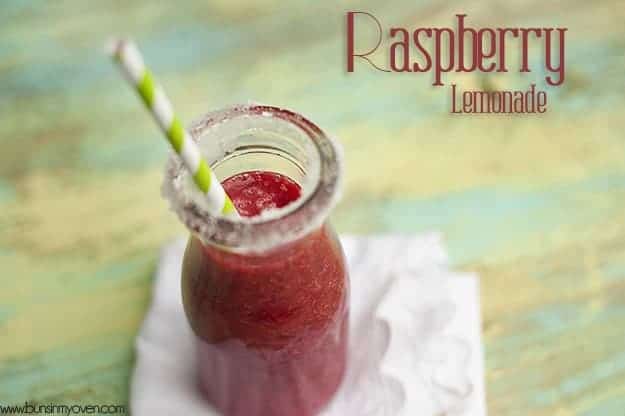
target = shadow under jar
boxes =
[163,105,349,416]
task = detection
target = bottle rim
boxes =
[162,103,343,253]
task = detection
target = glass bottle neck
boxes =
[163,104,342,254]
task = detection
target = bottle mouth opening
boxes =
[162,103,343,253]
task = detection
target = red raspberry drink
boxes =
[165,105,348,416]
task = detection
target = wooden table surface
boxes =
[2,1,625,414]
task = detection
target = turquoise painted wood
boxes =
[1,1,624,414]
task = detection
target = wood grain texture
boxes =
[1,1,624,414]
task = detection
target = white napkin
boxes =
[131,234,487,416]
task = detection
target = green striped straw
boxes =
[109,39,238,218]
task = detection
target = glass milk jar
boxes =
[163,105,349,416]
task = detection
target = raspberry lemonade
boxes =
[163,105,348,416]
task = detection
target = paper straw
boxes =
[109,39,238,218]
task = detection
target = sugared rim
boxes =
[162,103,343,253]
